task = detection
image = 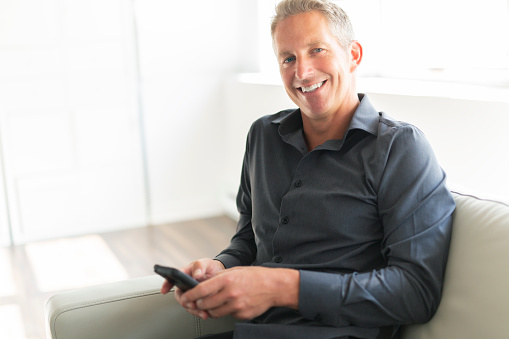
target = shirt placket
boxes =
[272,152,315,264]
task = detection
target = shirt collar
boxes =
[347,94,379,137]
[272,93,380,139]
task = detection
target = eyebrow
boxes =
[277,40,330,58]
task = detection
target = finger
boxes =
[178,300,209,319]
[190,260,207,280]
[207,301,244,319]
[195,288,229,311]
[207,301,259,320]
[180,260,206,280]
[180,273,224,305]
[196,310,211,320]
[196,287,247,319]
[176,288,205,313]
[176,292,211,320]
[174,287,187,304]
[208,306,230,319]
[161,279,174,294]
[188,309,211,320]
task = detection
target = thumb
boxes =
[189,261,206,280]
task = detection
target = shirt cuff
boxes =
[214,253,244,269]
[299,270,346,327]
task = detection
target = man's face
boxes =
[273,11,360,123]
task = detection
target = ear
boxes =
[349,41,363,72]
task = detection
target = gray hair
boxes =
[271,0,355,49]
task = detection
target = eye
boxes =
[283,56,295,64]
[313,48,323,53]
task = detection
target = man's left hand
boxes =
[179,266,299,320]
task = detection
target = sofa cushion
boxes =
[402,192,509,339]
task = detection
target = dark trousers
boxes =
[195,330,234,339]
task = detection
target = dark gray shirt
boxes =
[216,94,455,338]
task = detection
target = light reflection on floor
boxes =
[0,248,16,297]
[0,304,27,339]
[25,235,129,292]
[0,235,130,338]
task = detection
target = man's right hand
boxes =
[160,258,225,295]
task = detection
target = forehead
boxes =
[273,11,337,53]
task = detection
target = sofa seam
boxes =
[194,316,202,337]
[451,190,509,208]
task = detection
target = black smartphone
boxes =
[154,264,199,292]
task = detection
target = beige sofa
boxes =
[45,192,509,338]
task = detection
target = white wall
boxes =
[0,0,147,244]
[0,0,260,244]
[134,0,251,224]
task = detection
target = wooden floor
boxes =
[0,216,236,339]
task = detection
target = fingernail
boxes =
[194,268,202,277]
[186,303,194,309]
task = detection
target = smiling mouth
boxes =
[299,80,326,93]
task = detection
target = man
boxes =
[161,1,455,338]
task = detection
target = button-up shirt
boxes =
[216,94,455,338]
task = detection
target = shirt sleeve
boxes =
[215,131,257,268]
[298,124,455,328]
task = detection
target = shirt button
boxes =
[274,256,283,263]
[294,180,302,187]
[281,216,289,224]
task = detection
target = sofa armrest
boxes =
[402,193,509,339]
[45,275,237,339]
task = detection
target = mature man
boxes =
[161,1,455,338]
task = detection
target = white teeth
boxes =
[301,81,325,93]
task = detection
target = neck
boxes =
[302,95,360,151]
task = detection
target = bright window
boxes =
[257,0,509,85]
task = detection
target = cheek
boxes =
[280,68,291,81]
[281,72,296,92]
[317,56,344,77]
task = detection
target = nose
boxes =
[295,57,314,80]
